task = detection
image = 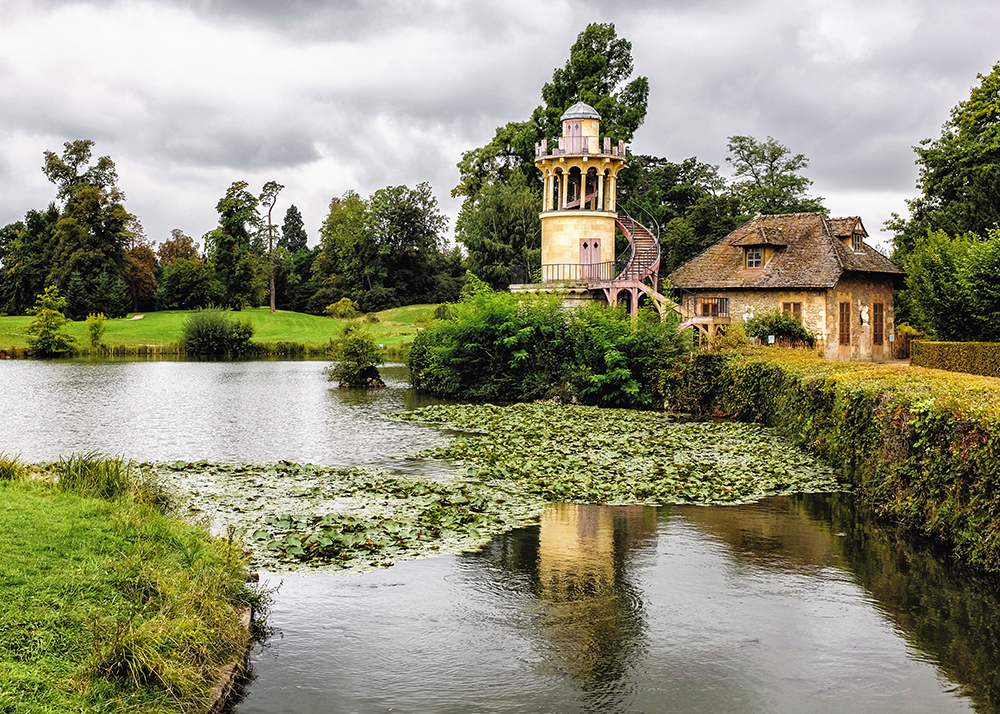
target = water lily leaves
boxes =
[395,403,843,506]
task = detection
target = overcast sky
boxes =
[1,0,998,253]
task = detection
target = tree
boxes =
[455,171,541,290]
[123,215,157,312]
[0,207,61,315]
[259,181,284,313]
[311,191,369,312]
[532,22,649,145]
[211,181,259,308]
[725,135,827,216]
[903,229,973,340]
[280,205,308,253]
[155,256,223,310]
[25,285,76,356]
[959,227,1000,341]
[158,229,200,265]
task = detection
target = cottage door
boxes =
[580,239,601,280]
[838,301,852,361]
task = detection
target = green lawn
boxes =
[0,305,440,354]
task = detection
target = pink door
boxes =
[566,121,582,153]
[581,239,601,280]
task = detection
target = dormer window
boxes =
[745,246,762,269]
[852,233,863,252]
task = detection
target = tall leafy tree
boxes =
[0,205,61,315]
[158,229,200,264]
[891,61,1000,257]
[280,205,309,253]
[903,229,973,340]
[725,135,827,216]
[259,181,284,313]
[311,191,369,312]
[41,140,131,316]
[123,214,157,312]
[211,181,259,308]
[455,171,541,290]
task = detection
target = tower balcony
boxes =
[535,136,628,159]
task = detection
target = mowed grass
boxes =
[0,304,440,354]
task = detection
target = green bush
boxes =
[325,325,385,386]
[911,341,1000,377]
[744,310,815,347]
[409,292,688,408]
[324,297,360,319]
[25,285,77,357]
[179,309,256,357]
[86,312,106,350]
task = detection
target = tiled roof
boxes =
[667,213,905,290]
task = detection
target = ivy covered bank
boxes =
[682,350,1000,572]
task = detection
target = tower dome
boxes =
[560,102,601,121]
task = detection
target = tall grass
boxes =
[57,452,168,507]
[0,451,28,481]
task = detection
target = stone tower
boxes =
[534,102,628,283]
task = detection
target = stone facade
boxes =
[540,211,616,265]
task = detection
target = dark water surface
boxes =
[3,360,998,712]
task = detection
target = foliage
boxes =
[0,204,61,315]
[279,204,308,253]
[259,180,284,313]
[397,402,840,504]
[179,309,255,357]
[532,22,649,145]
[56,451,166,506]
[408,292,687,408]
[679,349,1000,572]
[911,341,1000,377]
[725,135,827,216]
[310,184,462,312]
[154,256,223,311]
[903,226,1000,340]
[744,309,816,346]
[324,297,360,318]
[86,312,106,349]
[891,61,1000,254]
[0,476,259,712]
[325,324,385,386]
[210,181,259,308]
[157,229,200,264]
[25,285,77,356]
[455,171,542,290]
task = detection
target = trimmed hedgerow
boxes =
[680,349,1000,572]
[912,341,1000,377]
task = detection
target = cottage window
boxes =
[782,301,802,321]
[852,233,863,252]
[873,303,884,345]
[745,247,762,269]
[839,302,851,345]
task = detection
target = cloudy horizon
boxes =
[2,0,998,253]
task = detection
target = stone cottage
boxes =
[667,212,905,361]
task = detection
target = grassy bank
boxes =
[682,348,1000,572]
[0,456,260,714]
[0,304,439,356]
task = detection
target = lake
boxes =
[2,359,997,713]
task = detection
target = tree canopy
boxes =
[725,135,827,216]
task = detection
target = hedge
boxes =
[680,349,1000,572]
[912,341,1000,377]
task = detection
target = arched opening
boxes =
[552,169,563,210]
[585,167,599,210]
[567,167,583,209]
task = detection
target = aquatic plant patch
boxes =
[393,402,844,504]
[149,462,546,572]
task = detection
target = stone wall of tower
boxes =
[540,212,617,266]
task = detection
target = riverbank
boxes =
[0,304,437,358]
[682,348,1000,572]
[0,463,261,714]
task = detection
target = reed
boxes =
[0,451,28,481]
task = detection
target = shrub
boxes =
[325,325,385,386]
[744,310,815,347]
[86,312,107,350]
[25,285,77,357]
[325,297,360,319]
[180,309,255,357]
[409,293,689,408]
[911,341,1000,377]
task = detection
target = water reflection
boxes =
[238,498,978,713]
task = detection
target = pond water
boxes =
[2,360,999,713]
